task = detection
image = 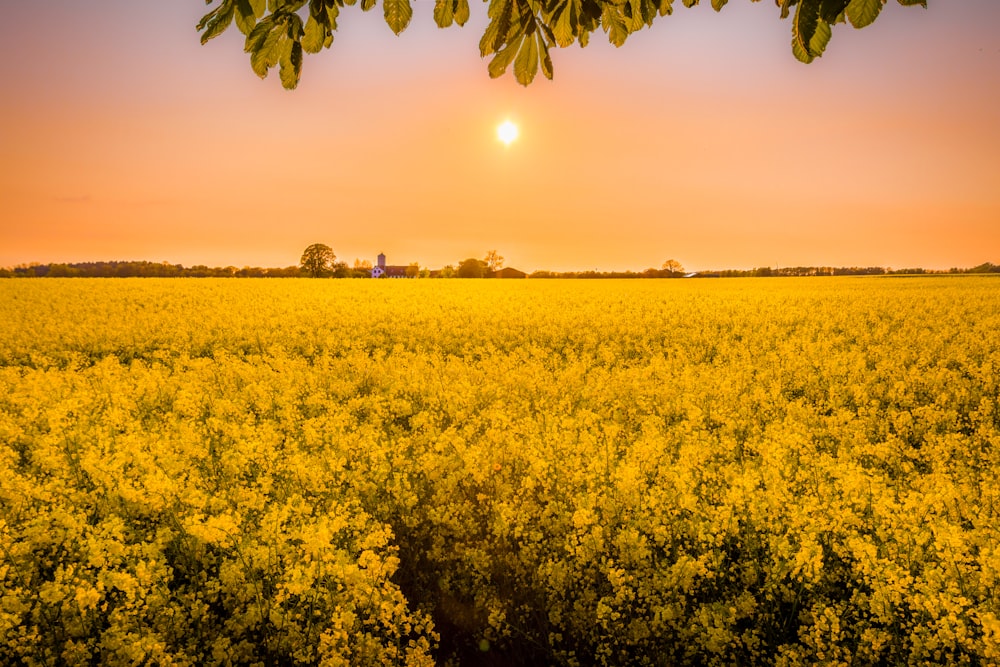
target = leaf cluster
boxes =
[198,0,928,89]
[784,0,927,64]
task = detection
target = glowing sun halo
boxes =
[497,120,519,146]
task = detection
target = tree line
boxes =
[4,259,997,279]
[0,261,305,279]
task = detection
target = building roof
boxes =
[493,267,527,278]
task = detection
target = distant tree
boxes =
[968,262,1000,274]
[268,265,303,277]
[300,243,335,277]
[661,259,684,276]
[47,264,79,278]
[484,250,505,272]
[331,261,353,278]
[457,258,488,278]
[438,264,456,278]
[186,265,206,277]
[199,0,928,90]
[406,263,421,278]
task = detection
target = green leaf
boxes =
[481,0,516,57]
[657,0,674,16]
[454,0,471,25]
[308,0,325,22]
[524,12,537,36]
[793,0,821,57]
[481,20,501,56]
[514,30,539,85]
[384,0,413,34]
[250,21,283,77]
[279,40,303,89]
[896,0,925,6]
[791,35,813,63]
[625,0,646,31]
[495,0,516,51]
[538,33,554,79]
[245,18,271,53]
[488,37,521,77]
[434,0,455,27]
[640,0,659,25]
[303,14,327,52]
[779,0,796,20]
[250,49,270,78]
[845,0,882,28]
[250,0,267,17]
[602,4,628,47]
[809,17,831,56]
[291,38,303,78]
[326,3,340,31]
[539,20,557,47]
[286,12,304,40]
[711,0,728,11]
[361,0,376,11]
[819,0,848,23]
[235,0,256,35]
[199,1,236,44]
[552,0,578,46]
[197,1,220,30]
[682,0,697,8]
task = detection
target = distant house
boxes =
[492,267,527,279]
[371,253,412,278]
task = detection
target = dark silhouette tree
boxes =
[484,250,505,272]
[457,257,489,278]
[300,243,336,277]
[661,259,684,276]
[199,0,927,90]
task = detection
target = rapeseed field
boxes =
[1,277,998,665]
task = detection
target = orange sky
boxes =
[1,1,998,272]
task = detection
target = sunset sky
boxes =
[1,1,998,272]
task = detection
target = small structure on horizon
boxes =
[371,253,411,278]
[492,267,527,279]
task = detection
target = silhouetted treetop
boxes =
[198,0,927,90]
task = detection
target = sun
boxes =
[497,120,519,146]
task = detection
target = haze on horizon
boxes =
[1,1,998,274]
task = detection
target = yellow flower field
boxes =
[1,277,998,665]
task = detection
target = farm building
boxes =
[371,253,413,278]
[492,267,527,279]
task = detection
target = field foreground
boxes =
[1,277,999,665]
